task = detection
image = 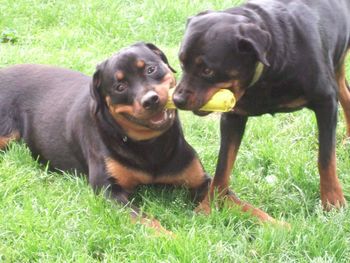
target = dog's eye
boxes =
[115,83,128,92]
[146,65,157,75]
[201,67,214,78]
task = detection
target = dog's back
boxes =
[242,0,350,70]
[0,64,91,172]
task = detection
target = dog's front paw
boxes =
[320,178,346,211]
[194,197,211,215]
[321,190,347,211]
[134,217,175,237]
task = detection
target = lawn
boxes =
[1,0,350,262]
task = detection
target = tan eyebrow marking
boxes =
[228,69,239,77]
[115,71,124,80]
[195,56,203,64]
[136,60,145,68]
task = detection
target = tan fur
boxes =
[105,71,176,141]
[115,71,124,80]
[196,139,238,215]
[132,217,174,236]
[105,158,151,191]
[319,150,346,210]
[229,80,245,101]
[195,56,203,65]
[105,96,163,140]
[336,55,350,137]
[105,157,206,191]
[0,131,20,150]
[110,113,164,140]
[224,194,276,222]
[106,96,136,115]
[153,72,176,103]
[136,60,145,68]
[211,143,237,195]
[197,140,277,222]
[105,146,205,236]
[195,130,278,223]
[154,158,205,188]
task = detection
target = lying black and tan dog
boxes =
[0,42,212,233]
[173,0,350,221]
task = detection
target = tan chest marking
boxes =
[154,158,205,189]
[105,157,206,192]
[105,158,151,191]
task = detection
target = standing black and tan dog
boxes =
[173,0,350,221]
[0,43,212,233]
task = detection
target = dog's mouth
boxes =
[175,80,240,114]
[121,108,176,131]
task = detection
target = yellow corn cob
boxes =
[166,88,236,112]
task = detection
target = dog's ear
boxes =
[237,24,271,67]
[90,64,104,115]
[145,43,177,73]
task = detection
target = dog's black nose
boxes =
[173,93,188,109]
[141,91,160,110]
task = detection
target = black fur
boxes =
[0,43,210,230]
[174,0,350,211]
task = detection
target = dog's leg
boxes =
[336,60,350,138]
[191,173,211,214]
[212,113,247,195]
[195,114,247,214]
[89,160,172,235]
[106,184,172,235]
[313,96,346,210]
[190,173,211,203]
[197,113,275,222]
[95,180,172,235]
[0,131,20,150]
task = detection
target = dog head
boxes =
[173,11,271,113]
[91,42,177,140]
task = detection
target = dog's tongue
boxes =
[150,111,166,124]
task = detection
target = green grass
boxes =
[1,0,350,262]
